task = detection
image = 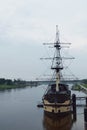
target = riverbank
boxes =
[0,78,27,90]
[72,83,87,91]
[0,84,27,90]
[83,84,87,88]
[71,84,81,91]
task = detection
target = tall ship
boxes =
[42,25,72,117]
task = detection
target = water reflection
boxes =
[43,113,73,130]
[85,123,87,130]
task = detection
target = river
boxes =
[0,85,86,130]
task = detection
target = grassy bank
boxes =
[0,84,16,89]
[83,84,87,88]
[0,84,26,90]
[71,84,81,91]
[0,78,27,90]
[72,83,87,91]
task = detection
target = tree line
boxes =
[0,78,26,86]
[82,79,87,84]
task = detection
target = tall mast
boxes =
[51,25,63,91]
[42,25,72,91]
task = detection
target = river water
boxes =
[0,85,86,130]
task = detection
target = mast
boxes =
[51,25,63,91]
[42,25,72,91]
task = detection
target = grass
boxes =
[0,84,26,90]
[72,84,81,91]
[83,84,87,88]
[0,84,18,89]
[72,83,87,91]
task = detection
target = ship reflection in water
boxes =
[43,113,74,130]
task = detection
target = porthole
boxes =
[52,110,54,113]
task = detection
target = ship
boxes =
[42,25,72,117]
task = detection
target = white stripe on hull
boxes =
[43,99,71,113]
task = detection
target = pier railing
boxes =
[76,96,87,107]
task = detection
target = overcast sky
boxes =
[0,0,87,80]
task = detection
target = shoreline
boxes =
[0,84,27,90]
[71,83,87,92]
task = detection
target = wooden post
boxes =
[72,94,76,121]
[84,108,87,122]
[86,97,87,107]
[72,94,76,113]
[84,97,87,123]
